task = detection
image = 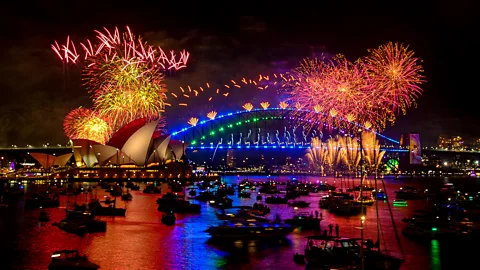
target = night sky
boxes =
[1,1,478,146]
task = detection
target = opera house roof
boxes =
[30,119,189,168]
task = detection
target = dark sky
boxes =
[1,1,478,146]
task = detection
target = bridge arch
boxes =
[170,108,400,150]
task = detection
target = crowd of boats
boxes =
[1,176,480,269]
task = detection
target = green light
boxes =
[219,127,224,132]
[201,136,205,139]
[209,131,215,136]
[253,118,258,122]
[228,124,233,128]
[431,227,438,231]
[191,140,196,145]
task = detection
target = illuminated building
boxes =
[437,135,464,150]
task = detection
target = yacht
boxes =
[304,236,403,269]
[206,221,294,240]
[284,212,321,230]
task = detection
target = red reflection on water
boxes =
[0,176,467,269]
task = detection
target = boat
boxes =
[395,186,427,200]
[393,199,408,206]
[48,250,99,270]
[88,200,126,216]
[356,196,375,206]
[401,223,460,240]
[215,208,269,222]
[161,212,176,226]
[372,189,387,200]
[265,195,288,204]
[156,195,201,214]
[206,221,294,240]
[251,203,270,216]
[328,200,364,215]
[304,236,403,269]
[39,210,50,222]
[288,200,310,208]
[143,185,161,194]
[121,192,133,201]
[53,213,106,234]
[284,212,321,230]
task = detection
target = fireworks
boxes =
[279,101,289,109]
[243,103,254,111]
[289,42,424,131]
[63,107,111,144]
[187,117,199,126]
[362,42,425,114]
[53,26,188,140]
[207,111,217,120]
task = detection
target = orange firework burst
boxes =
[362,42,425,114]
[63,107,111,144]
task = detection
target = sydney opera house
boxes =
[28,119,193,180]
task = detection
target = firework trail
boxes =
[53,26,188,139]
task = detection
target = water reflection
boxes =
[0,175,477,269]
[430,240,441,270]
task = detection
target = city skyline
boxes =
[1,4,478,146]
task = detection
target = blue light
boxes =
[290,146,294,148]
[264,145,267,148]
[219,146,223,149]
[237,146,241,149]
[170,107,400,145]
[255,145,259,148]
[201,146,205,149]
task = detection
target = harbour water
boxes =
[0,175,477,269]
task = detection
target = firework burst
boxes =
[362,42,424,114]
[53,26,188,137]
[63,107,111,144]
[289,42,424,132]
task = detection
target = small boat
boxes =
[161,212,176,226]
[284,213,321,230]
[288,200,310,208]
[328,200,364,215]
[121,193,133,201]
[39,210,50,222]
[393,199,408,206]
[395,186,426,200]
[143,185,161,194]
[372,189,387,200]
[356,196,375,206]
[48,250,99,270]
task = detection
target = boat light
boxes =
[432,227,438,231]
[51,254,61,258]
